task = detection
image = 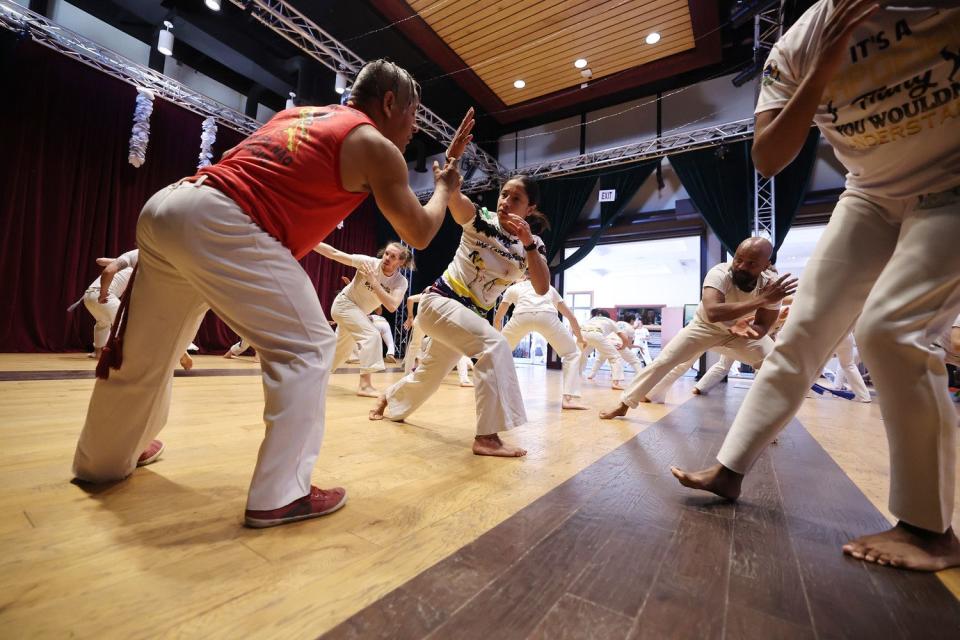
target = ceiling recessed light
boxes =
[646,32,661,44]
[574,58,588,69]
[514,79,526,89]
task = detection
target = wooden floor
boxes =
[0,354,958,638]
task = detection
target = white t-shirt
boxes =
[341,255,407,315]
[501,280,562,315]
[695,262,780,328]
[934,313,960,366]
[89,249,139,298]
[757,2,960,199]
[437,205,545,315]
[635,325,650,346]
[615,321,636,344]
[583,316,617,337]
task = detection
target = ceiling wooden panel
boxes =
[404,0,695,105]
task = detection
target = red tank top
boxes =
[196,105,374,259]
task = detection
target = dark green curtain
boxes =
[669,130,822,259]
[773,129,821,253]
[536,172,600,264]
[669,141,754,255]
[556,160,659,272]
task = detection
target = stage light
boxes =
[335,71,347,94]
[204,0,221,11]
[157,21,174,56]
[286,91,296,109]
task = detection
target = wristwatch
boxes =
[523,241,538,252]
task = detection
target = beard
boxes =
[731,269,756,291]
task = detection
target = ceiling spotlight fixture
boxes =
[645,32,661,45]
[513,79,526,89]
[580,68,592,79]
[286,91,296,110]
[157,21,174,56]
[574,58,588,69]
[335,71,347,94]
[204,0,222,10]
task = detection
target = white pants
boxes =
[403,321,426,375]
[456,355,472,385]
[370,314,395,356]
[228,337,252,356]
[611,347,642,383]
[693,355,738,397]
[588,345,641,381]
[717,189,960,532]
[502,311,581,397]
[581,332,625,382]
[636,342,653,366]
[834,332,871,402]
[620,319,773,408]
[83,289,120,348]
[383,293,526,436]
[73,182,337,511]
[331,294,384,374]
[649,354,739,403]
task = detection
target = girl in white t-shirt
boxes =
[371,175,551,458]
[494,276,587,409]
[314,241,411,397]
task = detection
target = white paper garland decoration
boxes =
[127,87,154,168]
[198,117,217,169]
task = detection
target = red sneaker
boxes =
[136,440,165,467]
[244,486,347,528]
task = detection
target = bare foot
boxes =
[611,383,624,390]
[670,463,742,500]
[368,395,388,421]
[357,385,379,398]
[692,388,702,395]
[599,403,629,420]
[179,353,194,370]
[562,395,589,410]
[842,522,960,571]
[472,434,526,457]
[459,381,474,387]
[639,396,651,403]
[223,351,235,359]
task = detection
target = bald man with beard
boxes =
[601,237,797,420]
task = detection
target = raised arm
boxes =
[445,107,478,225]
[312,242,358,266]
[343,127,459,250]
[701,274,797,324]
[752,0,879,176]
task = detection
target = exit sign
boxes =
[599,189,616,202]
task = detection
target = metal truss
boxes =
[751,1,784,240]
[514,118,755,179]
[230,0,504,178]
[0,0,260,135]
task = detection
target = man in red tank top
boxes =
[73,60,474,528]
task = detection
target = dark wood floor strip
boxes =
[322,389,960,640]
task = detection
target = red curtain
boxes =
[0,39,376,352]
